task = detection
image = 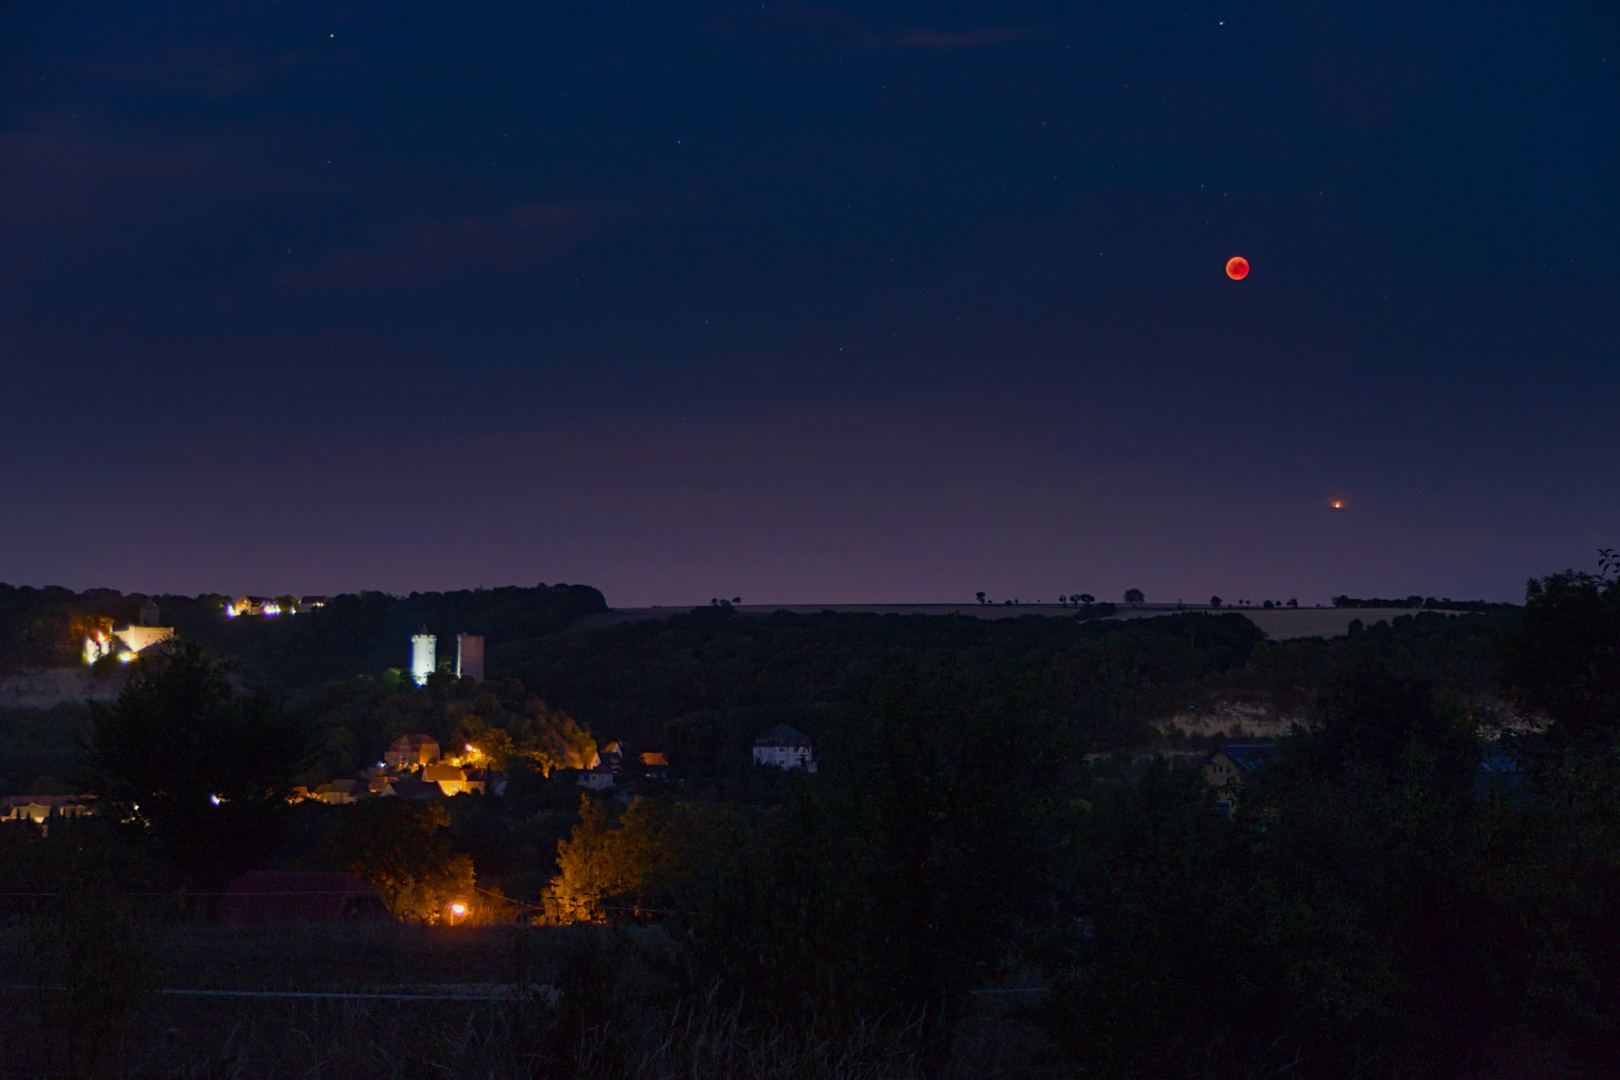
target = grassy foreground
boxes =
[0,920,1049,1080]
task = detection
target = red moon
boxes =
[1225,256,1250,280]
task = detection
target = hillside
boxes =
[0,582,608,687]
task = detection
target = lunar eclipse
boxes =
[1226,256,1250,280]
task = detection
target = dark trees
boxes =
[84,640,312,891]
[1501,566,1620,745]
[1123,588,1145,605]
[679,667,1072,1027]
[325,798,474,921]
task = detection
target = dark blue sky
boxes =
[3,1,1617,604]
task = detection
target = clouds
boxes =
[275,205,592,291]
[0,116,298,236]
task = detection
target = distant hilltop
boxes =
[567,601,1510,642]
[0,582,607,689]
[0,580,1516,696]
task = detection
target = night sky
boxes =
[3,1,1617,605]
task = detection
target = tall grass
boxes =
[0,922,1052,1080]
[18,876,156,1075]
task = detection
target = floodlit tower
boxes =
[456,634,485,682]
[410,631,437,687]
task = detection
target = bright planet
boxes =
[1226,256,1250,280]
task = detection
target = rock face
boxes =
[1158,703,1299,740]
[0,668,126,708]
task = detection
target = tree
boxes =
[975,592,987,604]
[1210,595,1222,608]
[326,797,474,921]
[1078,594,1095,605]
[84,640,312,891]
[1501,561,1620,746]
[1124,588,1145,605]
[448,692,595,776]
[548,795,742,922]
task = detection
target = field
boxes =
[0,917,1043,1079]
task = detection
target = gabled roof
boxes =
[320,779,367,794]
[753,724,811,747]
[1215,743,1278,772]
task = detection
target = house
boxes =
[1,795,95,824]
[315,779,372,805]
[113,624,174,656]
[219,871,388,925]
[578,762,617,790]
[463,767,498,796]
[578,742,626,788]
[385,734,441,768]
[83,621,174,665]
[639,752,670,780]
[752,724,817,772]
[1202,743,1278,816]
[422,763,482,796]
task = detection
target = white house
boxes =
[577,763,617,789]
[752,724,817,773]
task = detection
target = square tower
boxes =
[456,634,485,682]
